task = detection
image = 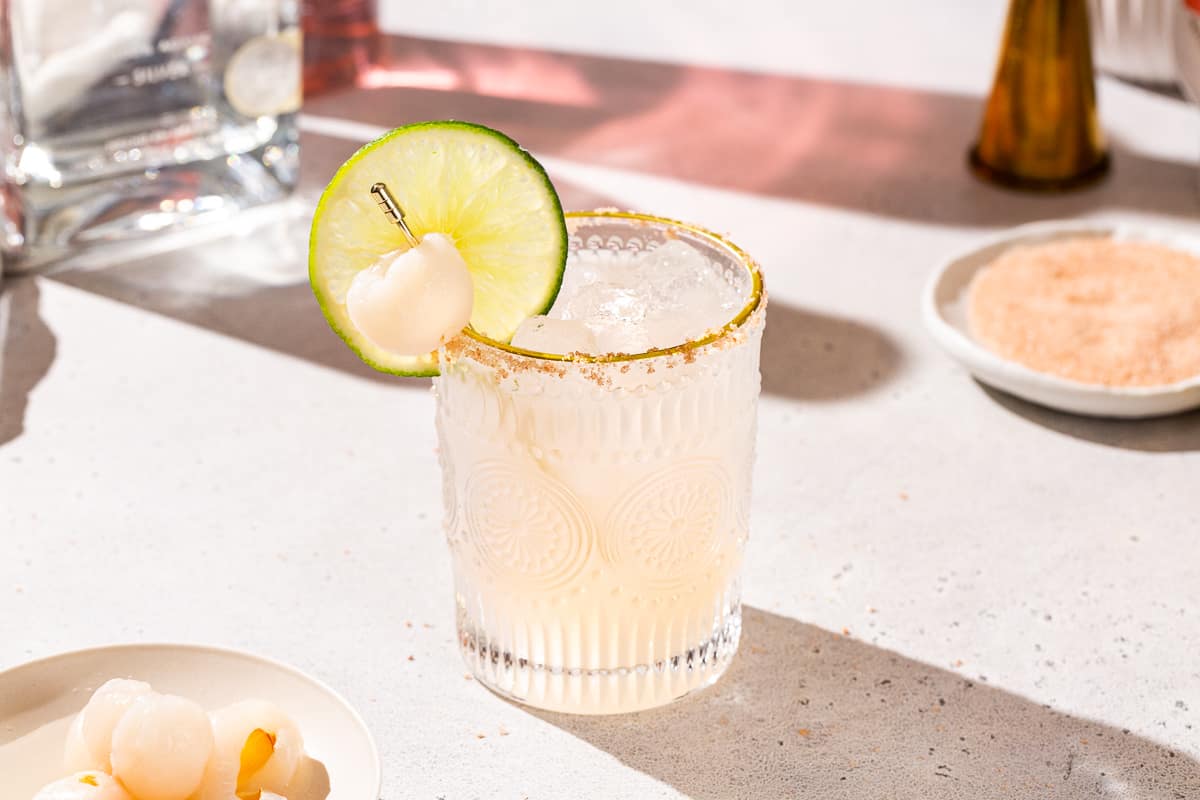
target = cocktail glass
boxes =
[434,211,765,714]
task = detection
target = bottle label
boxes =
[110,33,212,90]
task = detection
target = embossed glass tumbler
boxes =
[434,211,765,714]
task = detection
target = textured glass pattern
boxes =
[435,214,764,714]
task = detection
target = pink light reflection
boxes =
[357,65,461,90]
[360,40,597,107]
[304,35,985,219]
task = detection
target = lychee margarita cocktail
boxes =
[436,211,764,713]
[309,123,765,714]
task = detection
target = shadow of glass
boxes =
[0,277,57,447]
[304,35,1199,228]
[762,302,903,401]
[535,607,1199,799]
[46,192,406,387]
[980,383,1200,453]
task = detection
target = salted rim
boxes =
[460,210,764,363]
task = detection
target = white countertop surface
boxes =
[3,1,1200,797]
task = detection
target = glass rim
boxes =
[461,210,765,364]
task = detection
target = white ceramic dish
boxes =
[922,220,1200,419]
[0,644,381,800]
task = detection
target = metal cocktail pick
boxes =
[370,181,421,246]
[367,179,480,338]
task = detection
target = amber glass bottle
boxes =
[970,0,1110,190]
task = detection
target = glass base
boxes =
[2,124,298,274]
[457,603,742,715]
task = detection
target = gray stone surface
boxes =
[3,2,1199,797]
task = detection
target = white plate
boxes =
[0,644,381,800]
[922,220,1200,419]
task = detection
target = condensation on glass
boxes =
[434,212,766,714]
[0,0,301,273]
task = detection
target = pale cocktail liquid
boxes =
[435,215,763,713]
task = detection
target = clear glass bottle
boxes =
[0,0,302,273]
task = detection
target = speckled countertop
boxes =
[2,2,1199,798]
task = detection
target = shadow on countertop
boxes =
[305,34,1199,229]
[43,35,1187,399]
[46,131,621,389]
[981,384,1200,453]
[537,607,1199,800]
[762,303,904,401]
[47,192,401,387]
[48,201,907,405]
[0,277,57,447]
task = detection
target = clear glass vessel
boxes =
[0,0,302,273]
[301,0,378,95]
[435,212,765,714]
